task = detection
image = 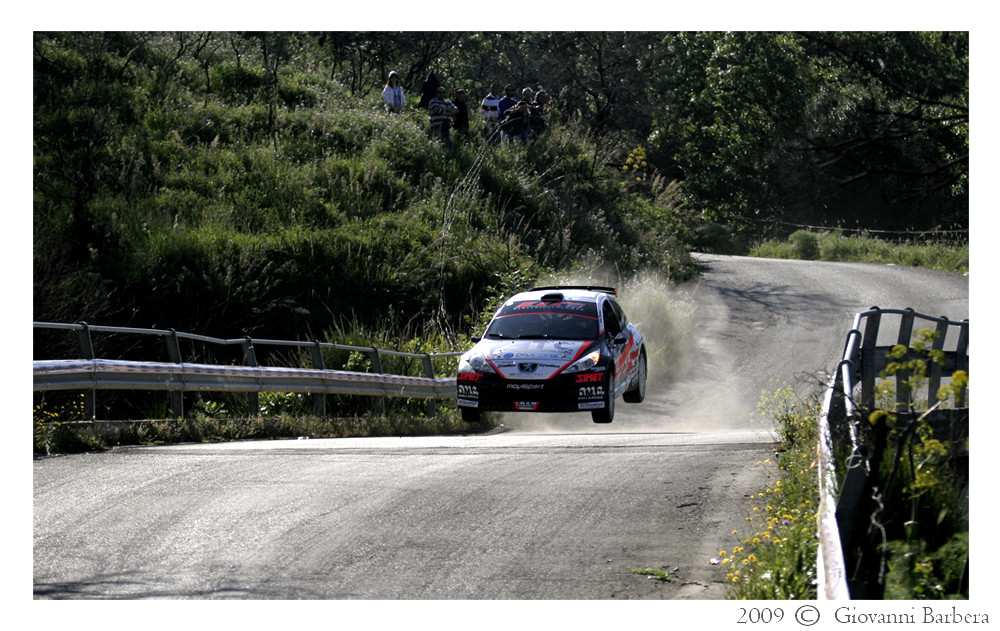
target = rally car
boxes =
[457,286,647,424]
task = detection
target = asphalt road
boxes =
[33,255,969,601]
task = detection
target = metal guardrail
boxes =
[33,322,461,419]
[816,307,969,600]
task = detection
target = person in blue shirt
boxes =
[496,85,517,121]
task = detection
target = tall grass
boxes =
[751,230,968,273]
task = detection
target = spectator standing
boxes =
[428,85,459,143]
[418,72,440,109]
[382,71,406,113]
[500,87,534,142]
[528,90,551,138]
[452,88,470,136]
[496,84,517,121]
[481,83,502,141]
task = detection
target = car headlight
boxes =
[561,350,602,375]
[461,350,497,374]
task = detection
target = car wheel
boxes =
[591,371,615,423]
[461,407,481,425]
[623,350,647,403]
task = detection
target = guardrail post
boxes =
[927,319,950,409]
[164,329,185,419]
[242,337,260,417]
[894,308,916,412]
[860,308,881,412]
[956,320,969,404]
[368,347,385,416]
[76,322,96,420]
[422,354,436,416]
[310,341,326,418]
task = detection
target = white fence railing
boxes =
[815,307,968,600]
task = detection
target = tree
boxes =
[792,32,968,230]
[659,32,968,238]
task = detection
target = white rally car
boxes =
[457,286,647,424]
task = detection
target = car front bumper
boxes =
[456,370,609,413]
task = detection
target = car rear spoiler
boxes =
[530,285,618,296]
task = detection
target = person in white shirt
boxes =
[480,82,502,141]
[382,71,406,114]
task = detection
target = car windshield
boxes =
[485,300,599,340]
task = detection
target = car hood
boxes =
[478,338,590,380]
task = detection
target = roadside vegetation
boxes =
[750,230,969,273]
[34,399,482,456]
[717,334,968,599]
[715,383,822,599]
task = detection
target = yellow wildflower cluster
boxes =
[621,146,649,185]
[713,452,820,597]
[34,394,89,426]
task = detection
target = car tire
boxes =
[591,371,615,423]
[623,349,647,403]
[461,407,482,425]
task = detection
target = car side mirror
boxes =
[613,331,629,345]
[471,336,481,343]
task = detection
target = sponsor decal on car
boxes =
[457,399,479,408]
[514,401,541,410]
[578,401,605,410]
[458,372,484,382]
[511,300,586,312]
[507,383,545,390]
[577,385,605,400]
[458,384,479,397]
[575,373,603,383]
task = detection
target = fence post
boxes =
[422,354,436,416]
[927,319,950,409]
[310,341,326,418]
[367,347,385,416]
[894,308,916,412]
[860,308,881,411]
[242,337,260,417]
[956,320,969,403]
[164,329,185,419]
[76,322,96,420]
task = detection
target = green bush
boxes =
[789,229,819,260]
